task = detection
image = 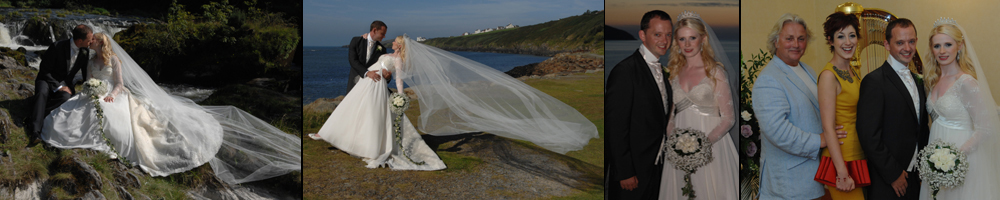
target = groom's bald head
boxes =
[370,20,387,41]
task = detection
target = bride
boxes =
[658,11,738,200]
[918,18,1000,199]
[41,31,301,184]
[310,35,599,169]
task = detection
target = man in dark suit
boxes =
[605,10,672,200]
[347,20,391,94]
[29,24,94,145]
[857,18,929,200]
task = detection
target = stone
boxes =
[116,186,133,200]
[79,190,106,200]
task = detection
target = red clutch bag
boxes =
[814,156,871,187]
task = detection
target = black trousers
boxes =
[30,80,71,136]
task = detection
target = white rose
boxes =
[677,134,699,153]
[741,110,752,121]
[930,148,956,171]
[393,98,404,107]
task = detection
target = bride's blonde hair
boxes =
[667,17,723,85]
[94,33,116,66]
[395,36,406,63]
[923,24,976,90]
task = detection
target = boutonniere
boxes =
[377,46,383,52]
[914,73,924,83]
[662,65,670,76]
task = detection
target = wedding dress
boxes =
[315,54,446,170]
[658,68,739,200]
[917,19,1000,199]
[41,33,300,184]
[919,74,1000,199]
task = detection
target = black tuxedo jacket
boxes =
[605,50,672,199]
[856,61,930,200]
[348,36,386,79]
[36,39,87,94]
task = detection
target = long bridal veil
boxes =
[398,35,598,154]
[107,33,300,184]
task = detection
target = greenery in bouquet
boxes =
[388,93,424,165]
[82,78,133,168]
[918,139,969,200]
[739,50,770,200]
[663,128,713,200]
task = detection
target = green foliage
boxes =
[738,50,771,200]
[424,10,605,55]
[202,0,233,24]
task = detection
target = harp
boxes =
[837,2,923,77]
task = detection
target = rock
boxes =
[57,156,103,193]
[116,186,133,200]
[19,83,33,91]
[79,190,105,200]
[504,52,604,78]
[0,109,9,143]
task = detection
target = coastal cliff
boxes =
[421,10,604,56]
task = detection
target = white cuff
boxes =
[906,146,919,171]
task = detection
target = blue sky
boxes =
[304,0,604,46]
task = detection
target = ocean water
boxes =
[605,40,739,81]
[303,46,550,104]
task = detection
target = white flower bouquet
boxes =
[388,92,423,165]
[83,78,108,98]
[918,139,969,200]
[389,92,410,114]
[663,128,713,200]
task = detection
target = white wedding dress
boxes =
[659,68,738,200]
[919,74,1000,199]
[315,54,446,170]
[40,33,300,184]
[43,57,224,176]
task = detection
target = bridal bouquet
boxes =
[82,78,132,167]
[663,128,713,200]
[388,93,424,165]
[83,78,109,98]
[917,139,969,200]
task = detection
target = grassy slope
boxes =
[422,10,604,55]
[302,72,604,199]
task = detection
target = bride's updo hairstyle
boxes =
[923,23,976,89]
[94,33,116,66]
[394,36,407,63]
[666,17,724,84]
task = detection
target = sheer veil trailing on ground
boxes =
[106,33,301,184]
[399,35,598,154]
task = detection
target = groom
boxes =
[347,20,391,94]
[857,18,929,200]
[605,10,672,199]
[28,24,94,145]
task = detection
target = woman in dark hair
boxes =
[815,12,866,199]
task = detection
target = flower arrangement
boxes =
[82,78,132,167]
[739,50,771,200]
[662,128,713,200]
[918,139,969,200]
[388,93,424,165]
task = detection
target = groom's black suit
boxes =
[30,39,89,137]
[857,61,929,200]
[605,50,672,199]
[347,36,386,94]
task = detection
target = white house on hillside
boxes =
[416,37,426,42]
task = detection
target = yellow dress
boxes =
[819,63,865,199]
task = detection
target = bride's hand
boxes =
[362,33,368,38]
[103,96,114,103]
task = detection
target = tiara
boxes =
[933,17,958,27]
[678,10,700,20]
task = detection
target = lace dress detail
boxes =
[659,67,738,200]
[919,74,1000,199]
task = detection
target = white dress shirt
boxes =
[888,56,922,171]
[366,34,375,63]
[639,44,668,113]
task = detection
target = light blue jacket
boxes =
[751,57,824,199]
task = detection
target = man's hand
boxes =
[366,70,381,82]
[381,69,392,79]
[891,171,908,197]
[821,125,849,148]
[57,86,72,95]
[620,176,638,191]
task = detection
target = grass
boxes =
[302,71,604,199]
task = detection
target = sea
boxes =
[303,46,551,104]
[605,40,740,81]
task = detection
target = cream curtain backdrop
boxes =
[740,0,1000,104]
